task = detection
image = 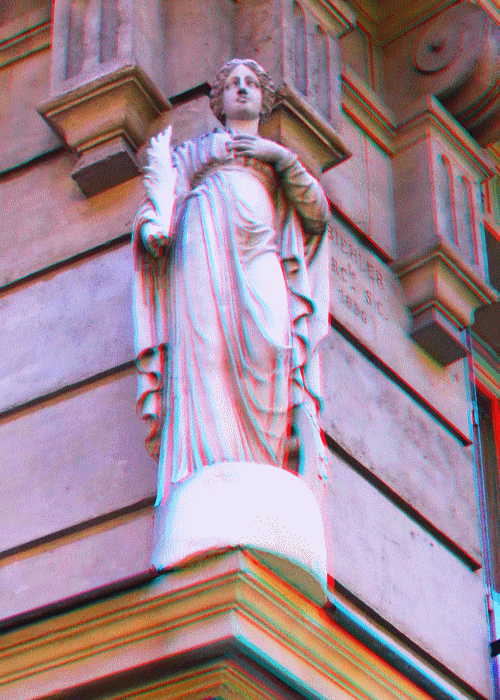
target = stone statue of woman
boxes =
[133,58,331,512]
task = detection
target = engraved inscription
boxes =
[329,227,387,324]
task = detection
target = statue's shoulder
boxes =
[173,128,227,152]
[171,130,230,177]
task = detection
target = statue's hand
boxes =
[141,221,171,257]
[228,134,292,168]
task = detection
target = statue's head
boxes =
[209,58,275,125]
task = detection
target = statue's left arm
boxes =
[228,134,329,236]
[274,152,330,238]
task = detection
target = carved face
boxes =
[221,63,263,122]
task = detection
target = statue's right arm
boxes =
[140,134,194,256]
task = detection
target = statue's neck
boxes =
[225,118,259,135]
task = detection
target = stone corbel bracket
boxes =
[38,64,170,197]
[394,239,498,365]
[392,96,498,365]
[260,82,351,178]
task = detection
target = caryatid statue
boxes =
[133,59,331,602]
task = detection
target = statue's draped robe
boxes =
[133,131,330,505]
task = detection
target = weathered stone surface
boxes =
[0,44,60,173]
[162,0,235,98]
[0,244,133,413]
[328,450,491,696]
[323,116,395,259]
[138,96,221,166]
[322,328,480,562]
[0,153,142,287]
[0,508,153,623]
[0,370,157,554]
[327,216,471,438]
[0,1,49,45]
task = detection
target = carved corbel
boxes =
[236,0,353,175]
[385,1,500,147]
[391,96,498,365]
[383,2,500,364]
[38,0,169,197]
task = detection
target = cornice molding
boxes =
[1,550,441,700]
[395,95,495,179]
[0,21,50,68]
[341,66,395,153]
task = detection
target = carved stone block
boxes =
[70,136,140,198]
[392,96,498,364]
[38,65,169,196]
[394,242,496,365]
[260,82,351,177]
[409,306,466,365]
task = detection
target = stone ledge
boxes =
[0,549,438,700]
[394,241,498,365]
[38,64,170,197]
[0,20,50,68]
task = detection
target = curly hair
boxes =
[209,58,275,125]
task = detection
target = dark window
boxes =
[477,388,500,590]
[484,225,500,293]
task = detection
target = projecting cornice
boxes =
[384,1,500,147]
[0,549,454,700]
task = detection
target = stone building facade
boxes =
[1,0,500,698]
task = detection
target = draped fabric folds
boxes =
[133,130,330,506]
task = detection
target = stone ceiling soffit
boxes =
[376,0,459,45]
[346,0,457,44]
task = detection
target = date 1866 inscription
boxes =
[329,227,387,326]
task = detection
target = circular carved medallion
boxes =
[413,23,464,73]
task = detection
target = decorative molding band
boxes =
[0,549,451,700]
[341,66,395,153]
[0,21,50,68]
